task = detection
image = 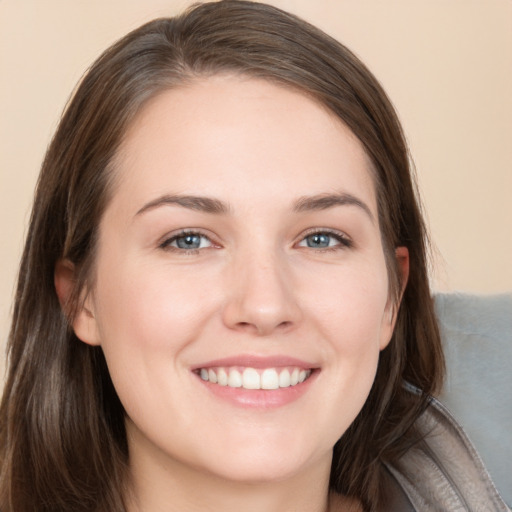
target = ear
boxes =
[379,246,409,350]
[54,259,101,346]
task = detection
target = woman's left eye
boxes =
[161,232,213,251]
[297,231,351,250]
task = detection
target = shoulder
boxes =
[384,394,510,511]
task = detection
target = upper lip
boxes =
[191,354,318,371]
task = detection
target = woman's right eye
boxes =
[160,232,213,252]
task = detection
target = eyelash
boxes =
[159,230,215,254]
[158,228,353,254]
[298,228,353,252]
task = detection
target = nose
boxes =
[222,251,302,336]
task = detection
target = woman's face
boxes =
[73,75,403,485]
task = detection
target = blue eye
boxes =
[162,232,212,251]
[298,231,351,249]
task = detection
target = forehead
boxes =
[110,74,377,216]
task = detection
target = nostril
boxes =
[234,322,260,334]
[233,319,293,336]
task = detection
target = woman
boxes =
[0,1,507,511]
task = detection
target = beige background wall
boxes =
[1,0,511,368]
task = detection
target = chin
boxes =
[192,428,333,485]
[201,451,322,485]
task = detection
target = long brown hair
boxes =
[0,2,443,510]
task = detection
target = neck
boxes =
[127,471,330,512]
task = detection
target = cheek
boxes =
[89,259,219,420]
[308,262,390,347]
[89,259,224,409]
[93,259,217,347]
[304,262,390,417]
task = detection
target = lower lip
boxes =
[195,371,317,409]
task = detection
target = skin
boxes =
[56,75,408,512]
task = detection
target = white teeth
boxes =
[278,369,291,388]
[261,368,279,390]
[199,366,311,390]
[217,368,228,386]
[242,368,260,389]
[228,369,242,388]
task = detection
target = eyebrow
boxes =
[293,193,374,222]
[135,191,374,222]
[136,194,230,216]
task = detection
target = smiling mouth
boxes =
[197,367,312,390]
